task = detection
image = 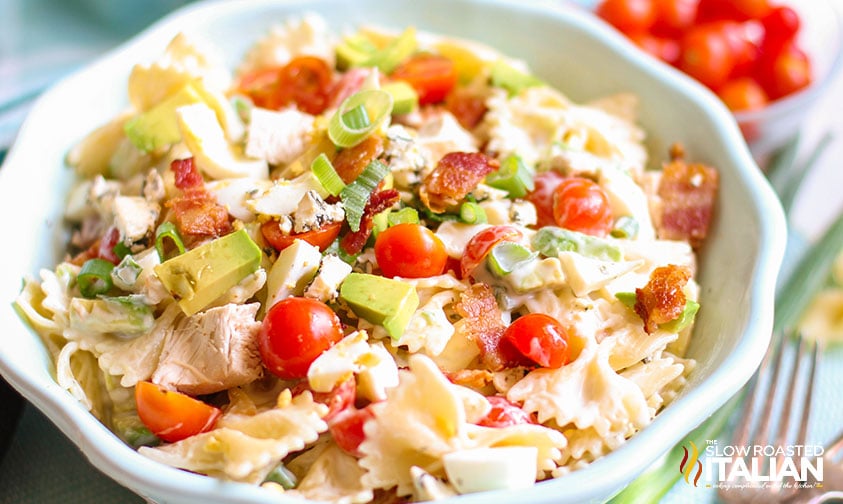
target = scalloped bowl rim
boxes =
[0,0,786,503]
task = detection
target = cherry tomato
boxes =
[679,24,735,89]
[476,396,536,428]
[460,225,524,279]
[390,54,458,105]
[329,404,376,456]
[759,43,812,100]
[526,170,568,228]
[260,220,342,253]
[696,0,770,22]
[760,6,800,50]
[596,0,657,34]
[503,313,570,369]
[628,32,682,66]
[97,226,123,265]
[238,56,334,115]
[259,297,344,380]
[135,381,221,443]
[293,376,357,423]
[445,88,488,130]
[718,77,768,112]
[551,177,613,237]
[374,223,448,278]
[652,0,699,37]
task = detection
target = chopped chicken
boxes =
[246,107,315,165]
[151,303,263,395]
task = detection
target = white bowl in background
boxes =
[0,0,786,503]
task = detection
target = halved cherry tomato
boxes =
[760,6,800,50]
[476,396,536,428]
[652,0,699,37]
[718,77,768,112]
[679,23,735,89]
[552,177,613,237]
[260,220,342,253]
[259,297,343,379]
[374,223,448,278]
[238,56,334,115]
[503,313,570,369]
[696,0,770,22]
[293,376,357,423]
[526,170,567,228]
[390,54,458,105]
[628,32,682,66]
[329,403,377,456]
[460,225,524,279]
[597,0,657,34]
[759,42,812,100]
[135,381,221,443]
[97,226,123,265]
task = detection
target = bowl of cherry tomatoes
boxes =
[595,0,843,158]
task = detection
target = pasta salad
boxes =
[16,13,719,503]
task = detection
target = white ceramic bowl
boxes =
[0,0,786,503]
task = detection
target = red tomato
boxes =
[259,297,344,379]
[390,54,458,105]
[135,381,221,443]
[503,313,570,369]
[628,32,682,66]
[374,223,448,278]
[97,226,123,265]
[696,0,770,22]
[238,56,334,114]
[652,0,699,36]
[329,404,376,456]
[552,177,613,237]
[460,225,524,279]
[718,77,769,112]
[476,396,536,428]
[596,0,657,34]
[293,376,357,423]
[759,43,812,100]
[679,23,735,89]
[760,6,800,50]
[260,220,342,253]
[526,170,568,228]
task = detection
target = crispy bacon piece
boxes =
[445,88,488,130]
[421,152,499,212]
[634,264,692,334]
[340,189,400,254]
[455,283,525,371]
[446,369,495,391]
[172,157,203,189]
[333,135,384,184]
[657,146,719,249]
[165,158,233,238]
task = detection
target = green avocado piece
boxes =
[339,272,419,339]
[124,83,203,152]
[381,81,418,115]
[154,229,261,316]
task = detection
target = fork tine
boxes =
[772,334,807,451]
[732,337,778,448]
[795,336,819,448]
[755,333,788,448]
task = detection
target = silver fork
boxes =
[718,332,821,504]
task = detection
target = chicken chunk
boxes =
[152,303,263,395]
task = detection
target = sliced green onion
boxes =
[341,104,371,131]
[610,216,639,239]
[336,34,379,70]
[485,155,534,198]
[372,211,389,237]
[487,242,537,277]
[311,153,346,196]
[387,207,419,226]
[155,221,185,262]
[112,241,131,260]
[365,26,417,74]
[77,258,115,298]
[329,90,393,148]
[111,255,143,291]
[490,59,544,96]
[459,201,487,224]
[532,226,622,262]
[263,462,298,489]
[341,160,390,232]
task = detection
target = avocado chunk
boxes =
[381,81,418,115]
[339,273,419,339]
[154,229,261,315]
[124,83,203,152]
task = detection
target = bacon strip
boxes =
[340,188,400,254]
[634,264,691,334]
[421,152,499,212]
[455,283,524,371]
[166,158,232,238]
[657,148,719,249]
